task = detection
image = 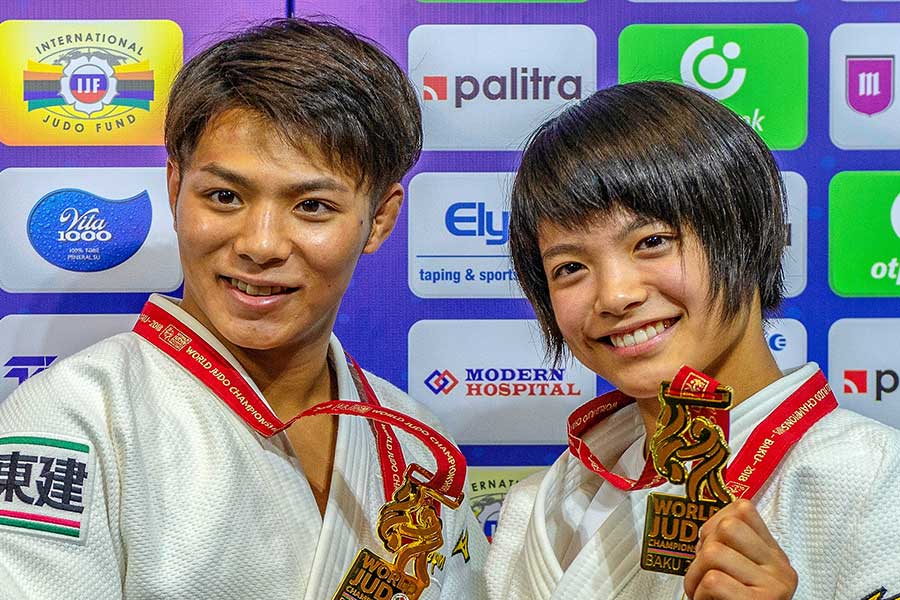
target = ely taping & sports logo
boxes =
[618,24,808,150]
[0,20,182,146]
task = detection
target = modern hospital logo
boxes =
[27,188,152,273]
[847,56,894,116]
[0,21,182,145]
[409,25,596,150]
[425,369,459,395]
[425,366,581,398]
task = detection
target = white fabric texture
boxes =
[0,296,487,600]
[486,362,900,600]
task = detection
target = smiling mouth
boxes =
[224,276,297,297]
[604,318,678,348]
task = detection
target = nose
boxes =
[592,261,648,316]
[232,203,292,266]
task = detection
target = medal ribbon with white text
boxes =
[567,366,837,499]
[132,300,465,504]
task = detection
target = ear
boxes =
[362,182,404,255]
[166,158,181,226]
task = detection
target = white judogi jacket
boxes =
[0,296,487,600]
[487,363,900,600]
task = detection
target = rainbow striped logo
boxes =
[0,21,182,146]
[24,57,155,115]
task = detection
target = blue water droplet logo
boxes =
[27,188,152,272]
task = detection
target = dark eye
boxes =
[637,234,672,251]
[552,262,584,279]
[297,199,327,214]
[209,190,239,206]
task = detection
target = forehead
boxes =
[184,108,360,192]
[537,206,657,248]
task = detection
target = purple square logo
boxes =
[847,56,894,116]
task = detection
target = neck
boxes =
[230,342,336,420]
[174,297,337,420]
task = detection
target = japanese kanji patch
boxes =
[0,433,95,544]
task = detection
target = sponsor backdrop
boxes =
[0,1,898,540]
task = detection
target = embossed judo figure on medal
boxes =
[333,465,461,600]
[641,367,734,576]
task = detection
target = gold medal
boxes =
[641,370,734,576]
[333,465,463,600]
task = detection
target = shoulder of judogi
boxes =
[0,332,145,427]
[756,407,900,598]
[0,333,134,597]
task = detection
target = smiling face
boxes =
[539,207,773,401]
[168,109,401,357]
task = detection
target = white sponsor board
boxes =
[829,318,900,429]
[764,318,807,371]
[409,24,596,150]
[0,313,138,402]
[408,320,596,444]
[783,171,807,298]
[830,24,900,149]
[0,168,181,292]
[408,172,520,298]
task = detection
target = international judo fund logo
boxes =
[0,21,182,145]
[27,188,152,272]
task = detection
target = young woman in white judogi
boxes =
[487,82,900,600]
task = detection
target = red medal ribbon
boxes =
[567,367,837,499]
[132,300,465,503]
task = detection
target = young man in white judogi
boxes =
[487,82,900,600]
[0,19,486,600]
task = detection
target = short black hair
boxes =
[165,17,422,201]
[510,81,786,363]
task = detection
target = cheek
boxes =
[549,287,589,341]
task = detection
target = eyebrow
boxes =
[539,215,667,262]
[198,163,351,196]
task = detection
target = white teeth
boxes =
[609,320,671,348]
[229,278,286,297]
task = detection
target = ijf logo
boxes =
[409,25,596,150]
[829,172,900,296]
[0,20,182,145]
[831,24,900,149]
[425,369,459,395]
[619,24,808,150]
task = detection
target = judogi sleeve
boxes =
[832,428,900,599]
[0,359,124,600]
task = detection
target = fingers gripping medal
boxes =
[640,366,734,576]
[333,464,464,600]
